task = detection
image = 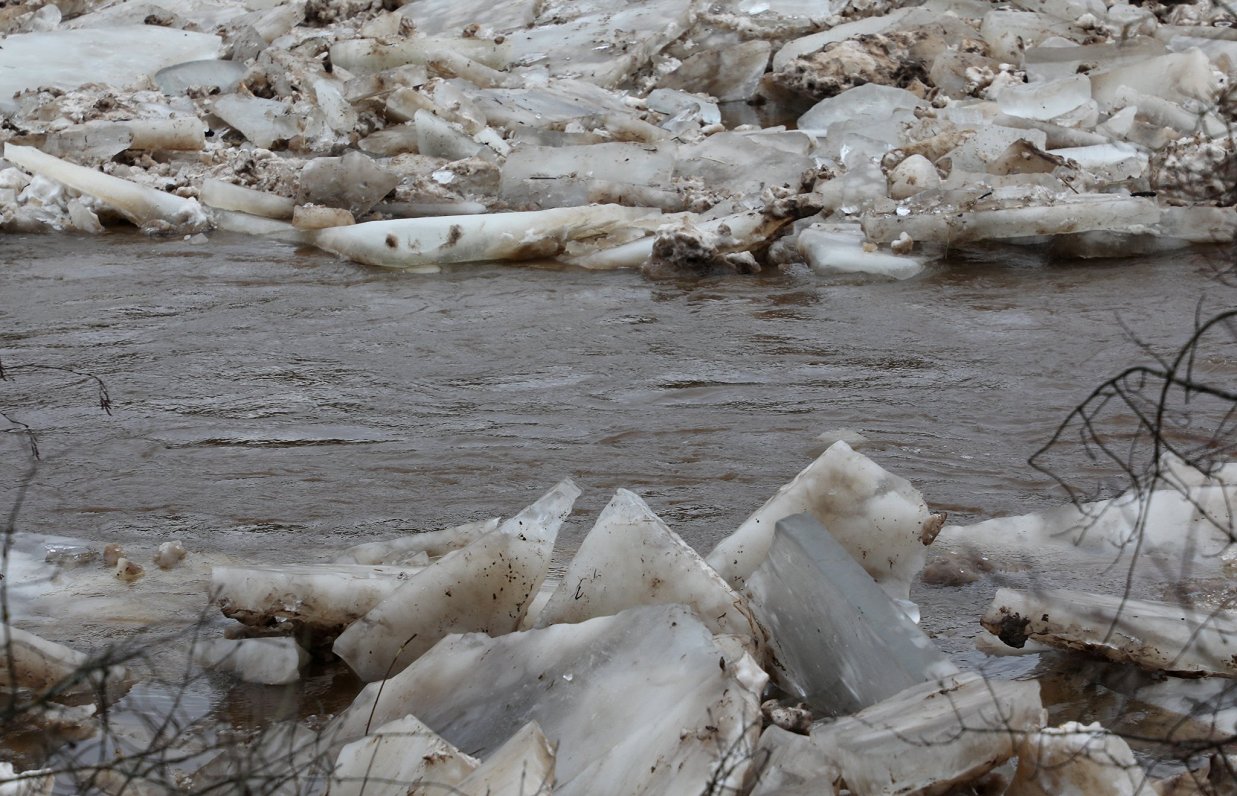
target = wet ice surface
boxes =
[1,232,1235,769]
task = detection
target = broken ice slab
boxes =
[659,39,771,102]
[200,179,295,220]
[1090,48,1220,111]
[982,588,1237,677]
[413,109,489,161]
[211,563,425,642]
[210,95,301,150]
[330,714,479,796]
[980,10,1084,64]
[499,142,676,209]
[335,518,501,565]
[332,480,579,682]
[0,624,125,695]
[312,205,658,272]
[706,441,942,600]
[772,6,922,70]
[812,672,1044,796]
[798,224,925,281]
[862,195,1161,245]
[295,151,398,219]
[1006,721,1145,796]
[943,126,1050,174]
[329,37,511,74]
[996,75,1092,122]
[155,59,247,96]
[798,83,924,132]
[455,721,556,796]
[331,604,767,796]
[194,637,307,686]
[1050,143,1147,181]
[675,131,813,199]
[0,26,221,114]
[535,489,760,645]
[394,0,536,37]
[747,725,841,796]
[745,514,958,716]
[4,144,208,233]
[473,80,634,130]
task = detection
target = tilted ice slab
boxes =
[334,518,501,566]
[746,515,958,715]
[333,480,580,682]
[811,672,1044,796]
[4,145,208,233]
[330,713,479,796]
[982,588,1237,677]
[1006,721,1145,796]
[536,489,760,645]
[456,720,557,796]
[0,27,220,113]
[312,206,657,272]
[331,604,766,796]
[706,441,941,601]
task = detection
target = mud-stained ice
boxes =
[331,604,766,796]
[332,479,579,681]
[1006,722,1145,796]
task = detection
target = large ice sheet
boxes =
[332,480,579,681]
[745,515,957,715]
[535,489,759,644]
[982,588,1237,677]
[706,441,941,600]
[0,27,221,113]
[332,604,766,796]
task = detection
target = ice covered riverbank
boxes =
[0,0,1234,278]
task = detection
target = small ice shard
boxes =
[0,763,53,796]
[333,479,580,682]
[1006,722,1144,796]
[981,588,1237,677]
[748,725,840,796]
[0,625,124,694]
[330,713,478,796]
[200,179,295,220]
[0,26,221,113]
[888,154,939,199]
[153,540,187,570]
[292,205,355,229]
[155,59,247,96]
[659,40,771,102]
[212,563,426,642]
[500,142,675,209]
[335,519,501,566]
[535,489,760,645]
[798,224,925,280]
[745,515,958,715]
[194,637,308,686]
[4,144,208,233]
[210,95,300,150]
[812,672,1045,796]
[313,205,656,271]
[114,558,143,582]
[332,604,767,796]
[43,544,97,568]
[124,118,207,152]
[455,721,556,796]
[706,441,941,600]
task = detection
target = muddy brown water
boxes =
[2,231,1235,774]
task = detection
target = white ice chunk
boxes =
[748,725,840,796]
[997,75,1092,121]
[0,624,124,694]
[332,480,580,681]
[812,672,1045,796]
[660,40,771,102]
[0,27,221,113]
[1006,722,1144,796]
[706,441,940,600]
[335,518,501,565]
[536,489,759,644]
[945,126,1049,173]
[798,224,925,281]
[200,179,295,220]
[1049,143,1146,180]
[330,37,511,74]
[1090,48,1220,111]
[210,95,300,150]
[773,7,918,70]
[799,84,924,132]
[331,604,767,796]
[746,515,957,714]
[155,59,246,96]
[888,154,940,200]
[982,588,1237,677]
[500,142,675,208]
[194,637,307,685]
[330,714,478,796]
[455,721,556,796]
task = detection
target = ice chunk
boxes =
[646,88,720,126]
[888,154,940,199]
[414,109,488,161]
[0,763,53,796]
[212,563,426,641]
[474,80,633,129]
[982,588,1237,677]
[944,126,1049,173]
[395,0,537,37]
[535,489,759,644]
[706,441,941,599]
[332,480,579,681]
[455,721,556,796]
[332,604,767,796]
[38,122,132,163]
[194,637,307,685]
[210,95,300,150]
[330,37,511,74]
[748,725,840,796]
[798,224,925,281]
[200,179,295,220]
[773,7,919,70]
[1049,143,1146,180]
[1006,722,1143,796]
[292,205,354,229]
[335,518,501,565]
[745,515,957,715]
[330,714,478,796]
[0,624,124,694]
[676,132,812,198]
[799,83,924,132]
[567,210,792,272]
[812,672,1045,796]
[997,75,1092,121]
[155,59,247,96]
[4,144,208,233]
[0,27,221,113]
[296,151,398,218]
[500,142,675,209]
[980,10,1083,64]
[313,205,657,271]
[153,540,187,570]
[659,40,771,102]
[1090,49,1219,111]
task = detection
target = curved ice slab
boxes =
[535,489,761,645]
[332,604,766,796]
[333,479,579,681]
[707,441,939,600]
